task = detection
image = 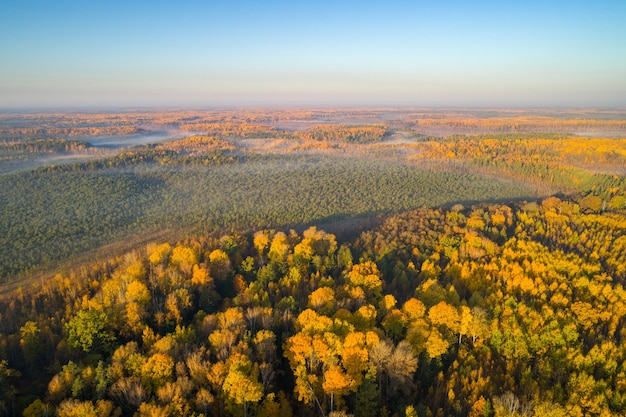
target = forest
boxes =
[1,194,626,416]
[0,107,625,416]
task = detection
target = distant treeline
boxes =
[0,138,91,153]
[0,126,142,140]
[410,116,626,133]
[180,122,391,143]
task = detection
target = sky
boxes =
[1,0,625,108]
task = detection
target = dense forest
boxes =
[1,108,625,416]
[0,151,533,281]
[1,194,626,416]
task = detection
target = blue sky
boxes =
[1,0,625,108]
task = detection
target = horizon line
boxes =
[2,103,626,114]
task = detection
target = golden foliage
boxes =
[322,365,356,395]
[425,330,449,358]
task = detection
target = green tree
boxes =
[354,368,379,417]
[66,310,116,354]
[0,360,20,415]
[20,320,43,365]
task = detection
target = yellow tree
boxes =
[425,330,449,359]
[428,301,460,335]
[170,244,198,274]
[141,353,174,392]
[284,332,323,410]
[341,332,370,386]
[296,309,333,335]
[346,261,383,300]
[135,402,171,417]
[164,288,191,325]
[308,287,336,314]
[254,230,271,260]
[191,264,212,286]
[459,305,473,344]
[223,354,263,417]
[209,329,238,361]
[268,232,290,267]
[57,399,118,417]
[402,298,426,322]
[322,365,356,413]
[403,298,430,354]
[293,227,337,271]
[285,312,338,415]
[149,243,171,265]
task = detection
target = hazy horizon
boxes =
[1,0,625,109]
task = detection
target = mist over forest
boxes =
[1,107,626,417]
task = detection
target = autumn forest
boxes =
[1,108,626,417]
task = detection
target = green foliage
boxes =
[66,310,116,354]
[354,370,379,417]
[0,360,20,413]
[0,154,531,281]
[20,321,43,365]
